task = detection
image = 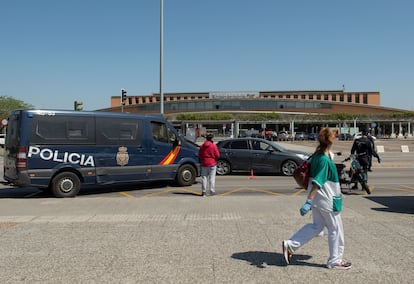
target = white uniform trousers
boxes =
[287,207,345,267]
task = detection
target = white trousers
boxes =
[201,166,217,194]
[288,207,345,267]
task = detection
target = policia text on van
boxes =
[3,110,200,197]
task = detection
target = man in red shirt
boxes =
[198,133,220,196]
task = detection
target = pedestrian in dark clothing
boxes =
[367,133,378,171]
[350,129,381,189]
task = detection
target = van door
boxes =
[3,111,22,181]
[148,120,181,180]
[95,117,151,183]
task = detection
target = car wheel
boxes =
[217,159,231,175]
[51,171,81,198]
[281,160,298,176]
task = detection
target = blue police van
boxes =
[3,109,200,197]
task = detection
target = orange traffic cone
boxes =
[248,169,256,179]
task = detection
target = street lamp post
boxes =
[160,0,164,114]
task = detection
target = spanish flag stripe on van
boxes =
[159,146,181,165]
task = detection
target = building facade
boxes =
[106,90,387,115]
[100,90,412,139]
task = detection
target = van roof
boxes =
[13,109,165,119]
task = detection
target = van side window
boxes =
[151,121,175,143]
[31,115,95,144]
[96,117,142,145]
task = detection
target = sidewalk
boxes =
[0,195,413,283]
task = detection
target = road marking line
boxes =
[141,188,200,197]
[219,188,246,196]
[119,192,135,198]
[377,186,414,193]
[292,189,306,196]
[398,185,414,192]
[219,187,285,196]
[143,189,175,197]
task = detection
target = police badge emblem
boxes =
[116,146,129,166]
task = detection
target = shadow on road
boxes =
[366,196,414,214]
[231,251,325,268]
[0,181,171,198]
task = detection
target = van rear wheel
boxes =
[51,172,81,198]
[176,164,196,186]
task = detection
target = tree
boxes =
[0,96,33,118]
[0,96,33,131]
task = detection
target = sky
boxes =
[1,0,413,111]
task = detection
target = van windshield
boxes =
[182,135,199,148]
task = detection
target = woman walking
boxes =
[282,128,352,269]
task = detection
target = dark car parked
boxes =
[215,137,310,176]
[308,133,318,140]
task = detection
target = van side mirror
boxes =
[172,137,181,147]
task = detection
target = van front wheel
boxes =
[176,164,196,186]
[51,172,81,198]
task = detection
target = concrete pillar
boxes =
[391,123,396,138]
[398,122,404,139]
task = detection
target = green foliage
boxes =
[390,111,414,119]
[235,112,281,121]
[176,113,234,120]
[0,96,33,119]
[318,113,357,121]
[175,111,414,122]
[176,112,282,121]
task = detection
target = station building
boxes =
[100,89,412,139]
[105,89,387,115]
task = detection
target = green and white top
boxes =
[308,152,341,212]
